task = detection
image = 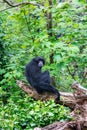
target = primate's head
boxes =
[33,57,45,68]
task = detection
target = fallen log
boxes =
[16,80,75,109]
[16,80,87,130]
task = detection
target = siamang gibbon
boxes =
[25,57,60,101]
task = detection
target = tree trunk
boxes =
[46,0,53,39]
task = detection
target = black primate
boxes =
[25,57,60,101]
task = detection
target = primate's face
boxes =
[33,57,45,68]
[38,60,44,68]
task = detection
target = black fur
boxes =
[25,57,60,101]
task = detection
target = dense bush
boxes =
[0,88,71,130]
[0,1,87,91]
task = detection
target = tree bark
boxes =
[46,0,53,39]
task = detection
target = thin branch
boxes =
[0,0,40,12]
[23,9,30,32]
[67,66,76,80]
[3,0,39,7]
[0,6,12,12]
[81,68,87,84]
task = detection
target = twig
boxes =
[67,66,76,80]
[3,0,39,7]
[0,6,12,12]
[0,0,40,12]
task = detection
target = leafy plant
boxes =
[0,92,71,129]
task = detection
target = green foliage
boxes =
[0,90,71,129]
[0,1,86,129]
